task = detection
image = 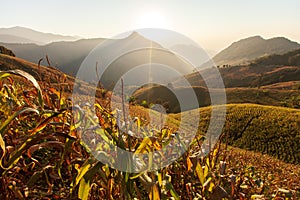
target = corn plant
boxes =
[0,69,299,199]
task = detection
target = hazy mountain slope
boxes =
[169,44,212,67]
[0,34,41,44]
[0,38,106,75]
[0,26,80,44]
[1,32,196,87]
[96,32,195,88]
[210,36,300,67]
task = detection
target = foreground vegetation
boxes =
[0,70,299,199]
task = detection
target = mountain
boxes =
[0,34,42,44]
[169,44,212,67]
[1,31,195,88]
[0,38,106,75]
[79,31,195,88]
[0,26,80,45]
[208,36,300,67]
[176,49,300,89]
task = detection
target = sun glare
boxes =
[135,11,169,29]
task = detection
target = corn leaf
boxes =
[135,137,151,154]
[195,161,205,185]
[75,159,95,186]
[0,134,6,168]
[0,72,11,80]
[78,177,90,200]
[0,107,39,136]
[186,156,193,171]
[166,182,180,200]
[4,69,44,107]
[149,184,160,200]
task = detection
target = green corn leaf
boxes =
[195,161,205,185]
[75,159,95,186]
[0,107,39,136]
[135,137,151,154]
[129,171,147,180]
[0,72,10,80]
[3,69,44,108]
[166,182,180,200]
[78,177,90,200]
[157,171,162,187]
[84,162,105,182]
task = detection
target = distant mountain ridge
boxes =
[0,34,42,44]
[209,36,300,67]
[0,26,80,45]
[0,38,107,75]
[1,31,196,87]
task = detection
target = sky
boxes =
[1,0,300,52]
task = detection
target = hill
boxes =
[182,65,300,88]
[134,52,300,112]
[0,53,102,99]
[0,26,80,44]
[173,104,300,164]
[133,46,300,112]
[207,36,300,67]
[0,46,15,57]
[0,53,72,82]
[133,84,300,113]
[183,49,300,88]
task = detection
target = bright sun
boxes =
[135,11,168,29]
